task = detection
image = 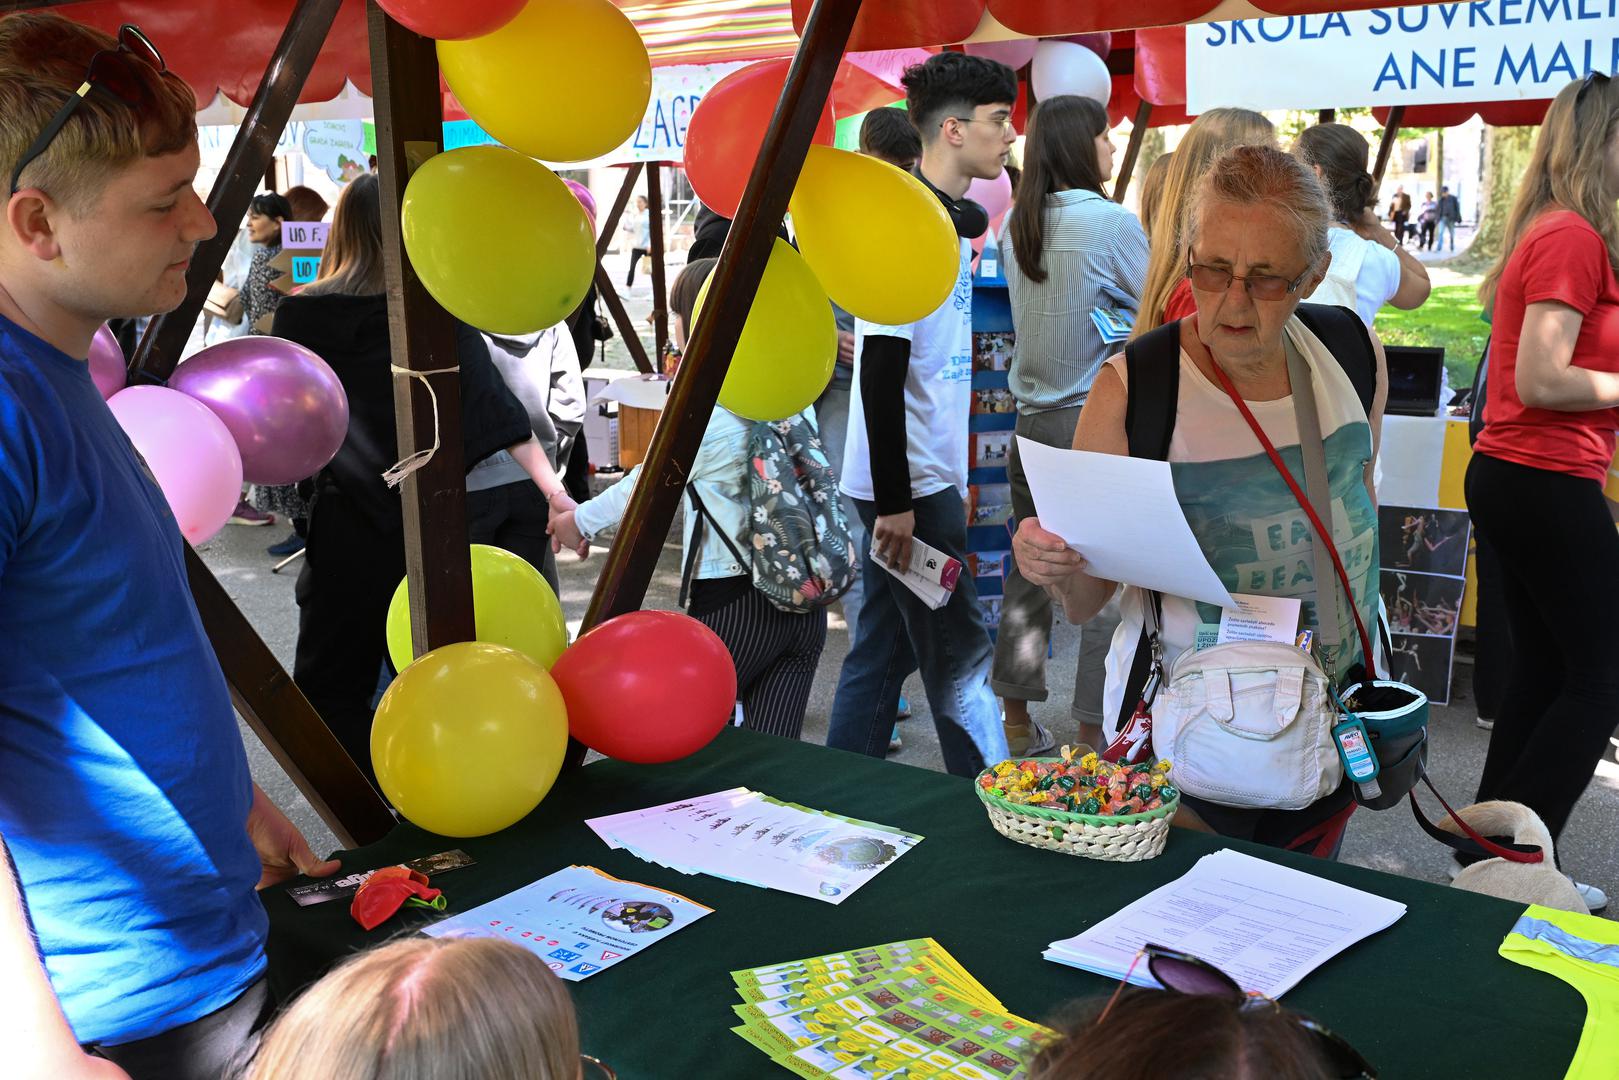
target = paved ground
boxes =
[203,244,1619,914]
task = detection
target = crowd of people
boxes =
[3,8,1617,1079]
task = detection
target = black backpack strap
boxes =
[1294,303,1377,418]
[1117,321,1183,732]
[1467,338,1491,446]
[680,486,749,609]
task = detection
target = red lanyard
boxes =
[1203,352,1377,668]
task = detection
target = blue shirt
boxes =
[0,314,265,1044]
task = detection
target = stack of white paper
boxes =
[1044,848,1406,998]
[586,789,923,905]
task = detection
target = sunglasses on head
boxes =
[1099,943,1377,1079]
[9,24,171,196]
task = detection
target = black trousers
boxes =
[625,246,649,287]
[91,978,272,1080]
[1471,531,1512,721]
[294,490,404,782]
[467,481,559,594]
[1466,452,1619,841]
[693,585,826,740]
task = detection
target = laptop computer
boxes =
[1383,345,1445,417]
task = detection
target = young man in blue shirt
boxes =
[828,53,1018,777]
[0,14,337,1079]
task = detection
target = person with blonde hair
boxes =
[1133,108,1275,338]
[244,937,607,1080]
[1013,144,1387,855]
[1461,73,1619,914]
[1135,150,1173,243]
[0,13,340,1079]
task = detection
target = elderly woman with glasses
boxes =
[1012,144,1388,855]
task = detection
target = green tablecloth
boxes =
[265,728,1582,1079]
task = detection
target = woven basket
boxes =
[974,762,1179,863]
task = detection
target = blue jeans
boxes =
[1438,218,1458,251]
[827,489,1008,776]
[813,372,866,636]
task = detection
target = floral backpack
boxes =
[683,416,857,614]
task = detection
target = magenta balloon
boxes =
[563,178,597,230]
[169,337,349,486]
[1060,32,1113,58]
[964,40,1038,70]
[107,386,242,546]
[966,171,1013,235]
[88,323,126,400]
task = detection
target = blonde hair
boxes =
[1187,144,1332,272]
[302,172,385,297]
[0,13,196,211]
[1479,74,1619,309]
[1136,151,1173,243]
[1133,108,1275,338]
[244,937,581,1080]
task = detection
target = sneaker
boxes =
[887,729,903,753]
[1006,718,1057,758]
[1476,716,1495,731]
[228,500,274,526]
[1574,879,1609,914]
[896,695,912,720]
[267,533,305,557]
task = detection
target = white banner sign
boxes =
[1187,1,1619,112]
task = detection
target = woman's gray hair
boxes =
[1186,144,1332,271]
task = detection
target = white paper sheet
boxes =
[1375,415,1447,509]
[1016,437,1236,608]
[1044,848,1406,998]
[1217,594,1303,645]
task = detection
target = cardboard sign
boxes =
[281,220,329,251]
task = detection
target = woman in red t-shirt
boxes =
[1465,72,1619,913]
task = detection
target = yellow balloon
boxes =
[401,146,593,334]
[385,544,569,673]
[693,238,836,422]
[790,145,962,326]
[438,0,651,163]
[372,642,567,838]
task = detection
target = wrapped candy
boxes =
[981,750,1177,817]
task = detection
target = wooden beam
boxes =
[579,0,863,633]
[367,0,476,654]
[647,163,670,363]
[593,262,656,374]
[597,163,644,260]
[131,0,343,381]
[184,546,394,847]
[1112,99,1152,204]
[1372,105,1406,189]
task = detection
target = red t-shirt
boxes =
[1474,210,1619,482]
[1162,277,1197,323]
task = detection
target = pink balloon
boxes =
[107,386,243,546]
[964,39,1038,70]
[965,171,1014,239]
[169,337,349,486]
[88,323,126,400]
[563,179,597,231]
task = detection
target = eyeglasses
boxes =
[1186,257,1312,302]
[581,1053,617,1079]
[948,116,1016,136]
[9,24,172,196]
[1100,944,1376,1079]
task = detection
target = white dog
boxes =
[1440,801,1588,913]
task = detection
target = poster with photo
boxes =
[971,432,1012,470]
[972,331,1013,373]
[968,484,1013,529]
[1378,506,1470,576]
[971,387,1017,415]
[1376,505,1471,705]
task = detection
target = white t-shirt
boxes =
[841,238,974,502]
[1314,226,1401,327]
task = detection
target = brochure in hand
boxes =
[586,790,922,905]
[730,939,1056,1078]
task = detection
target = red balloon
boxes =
[1060,32,1113,59]
[551,611,737,764]
[684,59,836,219]
[376,0,526,40]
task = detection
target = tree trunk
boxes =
[1454,123,1536,272]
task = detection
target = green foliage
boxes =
[1374,284,1490,386]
